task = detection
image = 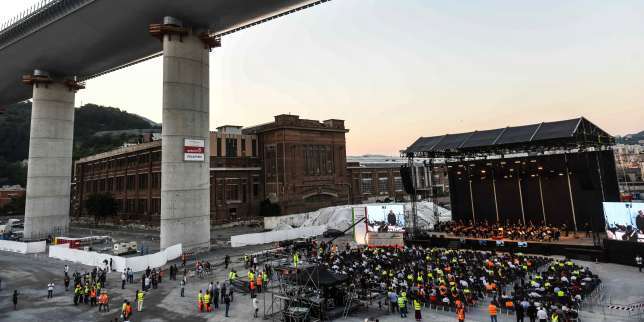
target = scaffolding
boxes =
[264,260,322,322]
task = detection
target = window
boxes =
[225,138,237,157]
[216,138,222,156]
[151,173,161,189]
[252,176,260,198]
[394,177,403,192]
[116,177,125,191]
[126,199,136,212]
[361,177,373,194]
[265,146,276,177]
[241,139,246,156]
[99,179,106,192]
[251,139,257,157]
[150,198,160,215]
[151,152,161,162]
[107,178,113,192]
[138,174,148,190]
[137,199,147,213]
[225,178,240,202]
[126,175,136,191]
[378,177,389,195]
[304,145,334,176]
[139,154,149,165]
[216,179,225,206]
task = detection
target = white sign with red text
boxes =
[183,138,205,162]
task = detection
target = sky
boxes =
[2,0,643,155]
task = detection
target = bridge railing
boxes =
[0,0,57,32]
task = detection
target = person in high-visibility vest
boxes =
[262,271,268,287]
[488,301,498,322]
[413,298,422,321]
[137,290,145,312]
[398,295,407,318]
[293,252,300,268]
[73,285,81,305]
[456,302,465,322]
[204,291,211,312]
[198,290,204,312]
[256,273,263,293]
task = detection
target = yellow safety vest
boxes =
[398,297,406,308]
[414,299,422,310]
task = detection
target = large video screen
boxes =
[603,202,644,243]
[366,205,405,232]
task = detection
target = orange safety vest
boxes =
[489,304,497,316]
[256,276,263,286]
[250,281,255,290]
[90,289,96,298]
[457,307,465,320]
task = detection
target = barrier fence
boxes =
[48,243,182,272]
[0,239,46,254]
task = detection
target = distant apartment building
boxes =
[613,143,644,199]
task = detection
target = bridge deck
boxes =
[0,0,322,105]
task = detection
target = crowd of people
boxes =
[437,221,568,242]
[4,234,608,322]
[308,244,600,322]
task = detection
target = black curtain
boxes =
[448,167,473,224]
[520,175,544,225]
[495,176,523,225]
[471,176,497,224]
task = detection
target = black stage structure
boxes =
[404,117,619,235]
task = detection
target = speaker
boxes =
[400,165,415,194]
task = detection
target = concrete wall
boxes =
[24,82,75,240]
[48,243,182,272]
[0,240,46,254]
[160,29,211,251]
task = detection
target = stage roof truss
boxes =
[404,117,614,159]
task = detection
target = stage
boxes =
[408,232,607,262]
[423,231,602,246]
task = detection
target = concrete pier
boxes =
[160,21,211,250]
[24,81,76,240]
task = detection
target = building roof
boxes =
[242,114,348,134]
[405,117,613,158]
[76,140,161,164]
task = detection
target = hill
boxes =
[616,131,644,145]
[0,102,159,186]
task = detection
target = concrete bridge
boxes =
[0,0,328,250]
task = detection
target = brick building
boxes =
[0,185,26,208]
[73,114,351,224]
[346,156,449,203]
[242,114,350,214]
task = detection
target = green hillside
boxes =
[0,102,159,186]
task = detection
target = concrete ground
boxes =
[1,234,643,322]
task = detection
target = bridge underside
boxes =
[0,0,318,106]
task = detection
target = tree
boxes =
[85,193,118,225]
[259,199,281,217]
